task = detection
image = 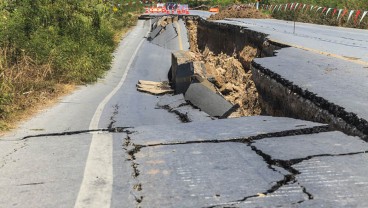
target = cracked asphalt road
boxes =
[1,14,368,208]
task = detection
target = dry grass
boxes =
[0,21,137,133]
[0,47,77,132]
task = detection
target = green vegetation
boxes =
[0,0,141,129]
[267,0,368,10]
[194,0,367,28]
[266,0,368,28]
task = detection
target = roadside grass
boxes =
[0,48,75,131]
[268,0,367,28]
[267,1,368,29]
[201,0,368,28]
[0,1,141,131]
[267,0,368,10]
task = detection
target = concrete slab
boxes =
[254,131,368,161]
[0,134,91,208]
[185,83,233,117]
[171,50,194,94]
[295,154,368,207]
[135,143,284,207]
[253,47,368,123]
[130,116,327,146]
[151,21,189,50]
[217,18,368,63]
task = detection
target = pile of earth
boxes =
[197,47,261,117]
[186,19,261,117]
[208,4,270,20]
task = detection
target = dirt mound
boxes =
[208,5,269,20]
[200,48,261,117]
[185,19,261,117]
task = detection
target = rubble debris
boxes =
[185,19,262,117]
[136,80,173,95]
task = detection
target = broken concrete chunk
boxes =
[184,82,235,117]
[137,80,173,95]
[171,51,195,94]
[191,74,217,93]
[136,143,284,207]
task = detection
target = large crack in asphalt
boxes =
[172,22,180,39]
[156,103,192,123]
[123,134,144,207]
[107,104,119,129]
[123,121,368,207]
[16,127,133,141]
[135,125,331,148]
[0,126,133,170]
[205,143,368,208]
[124,125,332,207]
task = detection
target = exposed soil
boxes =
[186,19,261,117]
[208,5,269,21]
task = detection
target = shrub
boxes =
[0,0,142,129]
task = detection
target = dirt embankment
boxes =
[186,19,261,117]
[208,4,269,20]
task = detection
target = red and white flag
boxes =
[294,3,299,11]
[360,11,368,23]
[326,8,332,16]
[290,3,294,10]
[347,10,355,22]
[302,4,306,11]
[355,10,361,24]
[337,9,343,19]
[332,8,337,16]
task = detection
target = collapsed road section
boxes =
[181,15,368,140]
[123,14,368,207]
[1,11,367,208]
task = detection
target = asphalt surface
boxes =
[1,13,368,208]
[217,18,368,65]
[253,47,368,122]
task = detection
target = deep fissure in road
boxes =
[185,17,265,117]
[183,16,368,140]
[124,123,331,207]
